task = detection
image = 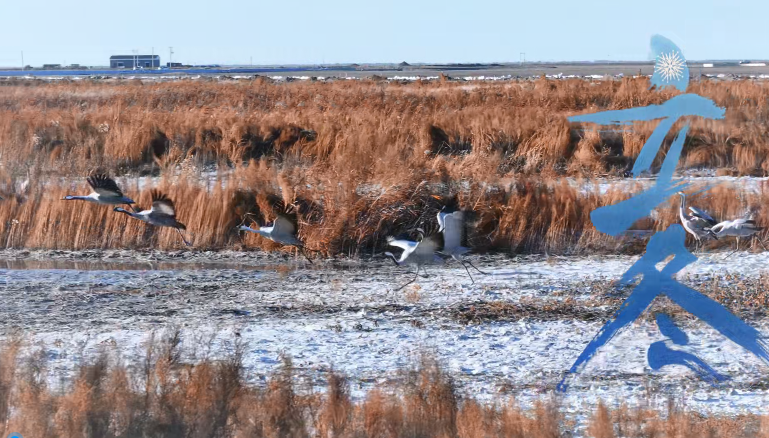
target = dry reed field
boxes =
[2,77,769,177]
[0,336,764,438]
[0,77,768,253]
[0,166,766,255]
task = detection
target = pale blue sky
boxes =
[0,0,765,67]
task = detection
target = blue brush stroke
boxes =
[557,225,769,392]
[648,341,729,383]
[568,94,725,126]
[590,126,690,236]
[650,35,689,92]
[651,313,728,382]
[569,94,725,177]
[656,313,689,345]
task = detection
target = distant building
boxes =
[42,64,62,69]
[110,55,160,69]
[167,62,183,68]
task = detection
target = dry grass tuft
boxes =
[0,338,762,437]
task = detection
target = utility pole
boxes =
[169,47,174,67]
[520,52,526,64]
[152,47,154,68]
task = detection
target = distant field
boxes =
[3,61,769,79]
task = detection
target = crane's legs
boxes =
[394,267,420,291]
[176,228,191,247]
[459,261,474,284]
[463,260,489,275]
[724,237,741,260]
[457,259,489,284]
[297,246,313,264]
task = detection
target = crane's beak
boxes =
[236,213,255,230]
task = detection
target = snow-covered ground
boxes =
[2,248,769,431]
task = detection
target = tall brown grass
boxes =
[1,78,768,253]
[0,171,764,254]
[0,336,763,438]
[2,77,769,177]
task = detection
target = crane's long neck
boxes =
[678,194,687,221]
[64,195,93,202]
[384,252,400,266]
[239,226,269,238]
[114,207,141,219]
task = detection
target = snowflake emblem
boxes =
[655,51,685,82]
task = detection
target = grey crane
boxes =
[677,192,717,251]
[113,190,190,246]
[238,198,312,262]
[710,218,766,257]
[64,174,136,211]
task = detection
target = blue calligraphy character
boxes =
[557,35,768,392]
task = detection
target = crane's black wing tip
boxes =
[87,173,124,196]
[150,189,172,202]
[150,190,177,214]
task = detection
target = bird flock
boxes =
[58,174,488,290]
[677,191,765,257]
[63,174,191,245]
[51,174,769,288]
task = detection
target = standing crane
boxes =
[710,218,766,257]
[677,192,717,252]
[436,195,487,282]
